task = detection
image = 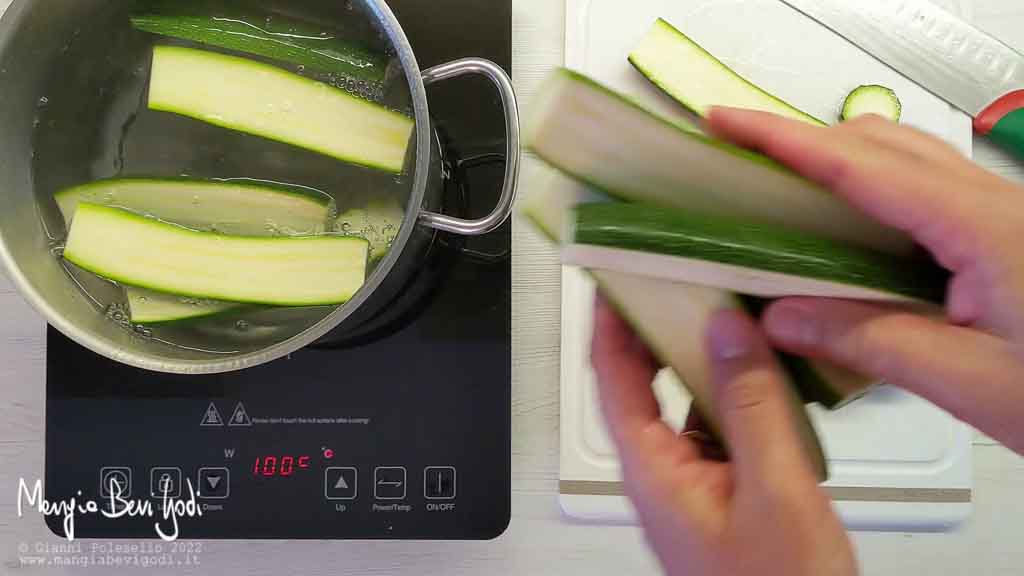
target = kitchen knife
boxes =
[779,0,1024,158]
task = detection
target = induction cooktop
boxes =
[43,0,512,541]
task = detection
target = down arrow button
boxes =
[198,467,230,499]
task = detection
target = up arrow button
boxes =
[325,467,358,501]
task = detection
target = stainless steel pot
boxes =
[0,0,520,374]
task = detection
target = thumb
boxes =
[763,298,1024,452]
[707,310,824,488]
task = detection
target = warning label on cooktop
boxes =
[249,417,372,426]
[200,402,371,427]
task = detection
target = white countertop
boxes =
[2,0,1024,574]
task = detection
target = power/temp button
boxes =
[374,467,407,500]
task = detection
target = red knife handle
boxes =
[975,90,1024,159]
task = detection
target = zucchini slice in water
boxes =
[55,178,335,323]
[127,290,237,324]
[54,178,332,236]
[629,18,826,126]
[64,203,369,307]
[524,68,914,255]
[148,46,414,173]
[523,176,828,480]
[841,85,903,122]
[568,202,948,305]
[131,13,387,85]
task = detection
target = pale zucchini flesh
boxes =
[64,203,369,307]
[524,68,914,255]
[629,18,826,126]
[570,202,948,304]
[128,288,237,324]
[841,85,903,122]
[54,178,332,237]
[148,46,414,173]
[523,176,828,480]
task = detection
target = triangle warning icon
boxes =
[229,402,252,427]
[200,403,224,427]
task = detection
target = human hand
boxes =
[591,297,857,576]
[707,107,1024,454]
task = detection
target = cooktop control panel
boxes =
[45,359,507,540]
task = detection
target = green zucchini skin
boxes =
[131,14,387,84]
[524,68,916,256]
[572,202,948,304]
[148,46,414,173]
[629,18,826,126]
[64,203,369,307]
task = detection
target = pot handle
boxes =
[419,58,521,236]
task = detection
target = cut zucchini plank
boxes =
[569,202,948,305]
[57,178,333,323]
[526,174,872,409]
[128,288,237,324]
[148,46,414,173]
[334,199,404,262]
[841,85,903,122]
[54,178,332,236]
[64,203,369,307]
[523,176,828,481]
[132,13,387,84]
[525,68,914,255]
[629,18,826,126]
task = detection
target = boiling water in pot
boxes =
[29,0,417,354]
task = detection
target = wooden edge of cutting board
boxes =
[559,481,973,503]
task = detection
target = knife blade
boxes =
[779,0,1024,158]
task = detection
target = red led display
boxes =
[252,455,311,477]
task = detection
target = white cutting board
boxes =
[559,0,974,531]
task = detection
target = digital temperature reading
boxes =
[252,455,311,477]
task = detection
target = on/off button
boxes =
[424,467,456,500]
